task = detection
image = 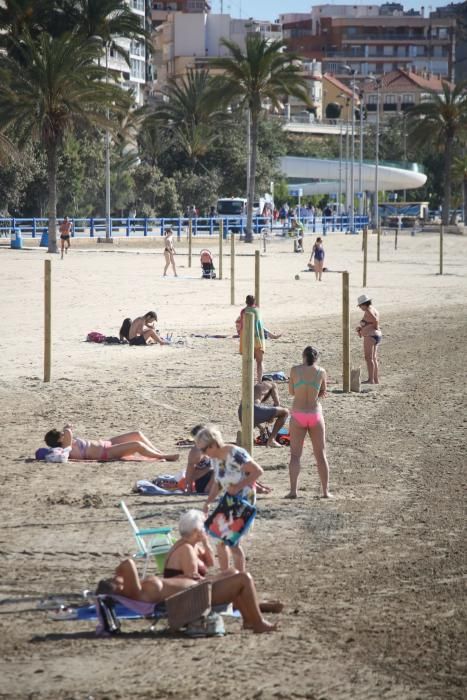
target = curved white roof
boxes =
[280,156,427,195]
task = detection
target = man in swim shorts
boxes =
[59,216,72,260]
[238,380,289,448]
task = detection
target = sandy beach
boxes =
[0,229,466,699]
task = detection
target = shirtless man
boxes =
[238,380,289,448]
[356,294,382,384]
[129,311,169,346]
[59,216,72,259]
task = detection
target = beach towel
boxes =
[204,494,256,547]
[262,371,288,382]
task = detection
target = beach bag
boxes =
[184,612,225,638]
[204,494,256,547]
[86,331,106,343]
[45,446,72,463]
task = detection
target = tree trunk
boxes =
[47,140,58,254]
[463,177,467,225]
[442,135,453,226]
[245,109,259,244]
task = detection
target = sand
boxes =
[0,230,466,699]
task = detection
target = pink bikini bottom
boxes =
[291,411,323,429]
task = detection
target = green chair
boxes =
[119,500,175,577]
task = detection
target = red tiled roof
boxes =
[323,73,354,97]
[379,69,453,91]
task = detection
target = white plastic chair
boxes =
[120,500,175,577]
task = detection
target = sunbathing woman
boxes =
[96,557,278,633]
[44,425,179,462]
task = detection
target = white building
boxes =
[107,0,148,106]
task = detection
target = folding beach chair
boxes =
[119,500,175,577]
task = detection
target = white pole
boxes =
[338,122,343,216]
[350,78,356,233]
[359,91,364,217]
[374,83,380,232]
[105,45,111,239]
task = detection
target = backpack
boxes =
[119,317,132,341]
[86,331,106,343]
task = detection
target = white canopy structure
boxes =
[280,156,427,196]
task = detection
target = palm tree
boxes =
[407,81,467,225]
[148,69,227,171]
[0,30,130,252]
[64,0,150,63]
[209,35,311,241]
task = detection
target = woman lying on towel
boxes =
[44,425,179,462]
[96,557,278,634]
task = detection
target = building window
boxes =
[366,94,378,104]
[131,0,145,11]
[402,94,414,103]
[383,45,394,56]
[396,45,406,57]
[130,58,145,80]
[131,40,145,57]
[384,94,396,103]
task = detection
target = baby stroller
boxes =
[200,249,216,279]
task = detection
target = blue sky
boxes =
[210,1,450,22]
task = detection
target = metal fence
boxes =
[0,215,369,239]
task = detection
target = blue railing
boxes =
[0,214,370,239]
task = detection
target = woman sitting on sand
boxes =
[44,425,179,462]
[129,311,169,346]
[287,346,332,499]
[96,557,278,633]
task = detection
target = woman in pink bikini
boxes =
[44,425,179,462]
[286,346,332,499]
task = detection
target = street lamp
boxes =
[367,75,382,232]
[358,90,364,217]
[105,42,111,239]
[342,65,357,232]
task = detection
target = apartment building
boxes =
[282,4,456,83]
[106,0,149,106]
[153,12,282,90]
[363,68,454,119]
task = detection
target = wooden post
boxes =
[230,227,235,305]
[342,271,350,393]
[395,226,398,250]
[188,218,192,268]
[440,224,444,275]
[377,225,381,262]
[254,250,260,307]
[363,226,368,288]
[44,259,51,383]
[218,219,223,280]
[241,310,255,454]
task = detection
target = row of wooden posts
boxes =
[43,223,447,452]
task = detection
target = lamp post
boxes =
[105,43,111,239]
[374,78,382,232]
[342,65,357,232]
[358,90,364,217]
[338,120,343,216]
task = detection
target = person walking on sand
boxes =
[163,228,177,277]
[195,425,263,574]
[286,346,332,499]
[59,216,72,259]
[239,295,266,382]
[356,294,382,384]
[309,237,325,280]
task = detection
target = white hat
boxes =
[357,294,372,306]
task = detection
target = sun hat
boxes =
[357,294,372,306]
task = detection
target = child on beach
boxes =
[309,237,325,280]
[195,425,263,573]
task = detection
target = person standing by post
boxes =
[239,295,266,383]
[59,216,72,260]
